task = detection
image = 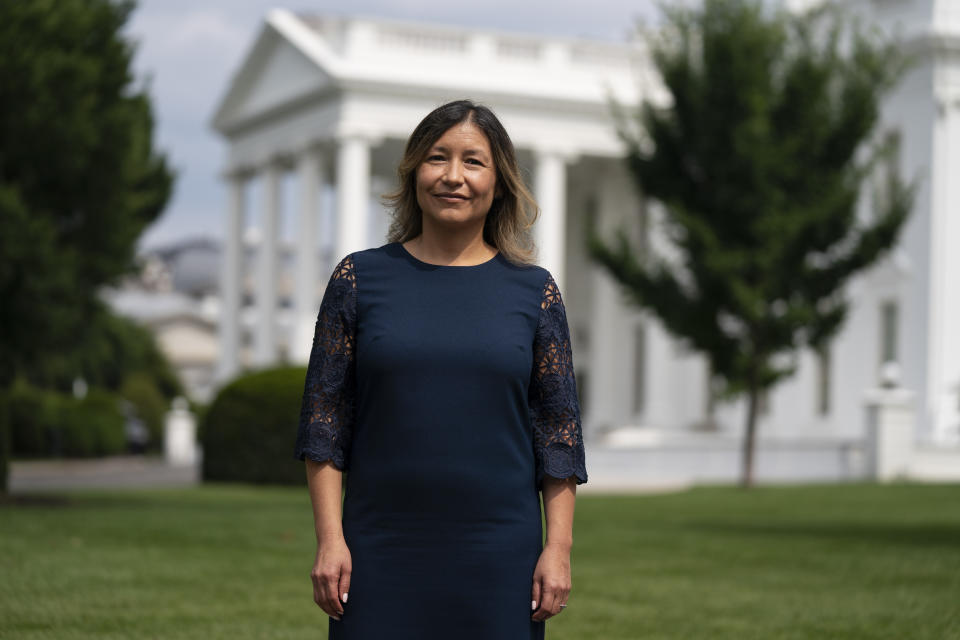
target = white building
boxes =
[104,239,223,403]
[210,3,960,485]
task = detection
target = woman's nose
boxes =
[443,160,463,183]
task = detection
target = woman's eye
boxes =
[466,158,484,166]
[427,154,444,162]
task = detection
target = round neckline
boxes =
[396,241,500,269]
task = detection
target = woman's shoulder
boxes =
[326,243,399,278]
[508,261,554,294]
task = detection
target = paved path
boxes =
[6,452,687,494]
[8,455,200,493]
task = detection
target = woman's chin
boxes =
[428,210,482,225]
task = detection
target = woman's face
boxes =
[415,119,499,230]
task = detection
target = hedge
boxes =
[6,382,126,458]
[0,393,9,494]
[119,372,167,452]
[201,366,308,485]
[6,381,59,456]
[59,389,126,457]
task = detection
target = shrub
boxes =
[191,398,210,446]
[6,381,126,458]
[202,366,307,485]
[120,372,167,452]
[0,392,9,494]
[7,381,61,457]
[58,389,126,457]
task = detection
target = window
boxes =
[880,300,899,365]
[633,323,646,415]
[816,344,831,416]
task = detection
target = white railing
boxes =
[327,18,635,70]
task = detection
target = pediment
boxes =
[212,23,334,134]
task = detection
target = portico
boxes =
[211,9,652,441]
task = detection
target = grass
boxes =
[1,482,959,639]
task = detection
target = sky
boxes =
[124,0,661,251]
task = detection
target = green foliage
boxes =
[202,367,309,486]
[22,301,183,398]
[191,398,212,445]
[589,0,917,485]
[59,389,127,457]
[0,186,77,386]
[120,372,168,451]
[0,394,8,493]
[0,0,174,387]
[4,381,126,458]
[5,381,60,457]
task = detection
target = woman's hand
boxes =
[311,535,352,621]
[530,541,571,622]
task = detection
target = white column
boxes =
[217,171,245,383]
[292,148,324,364]
[336,135,371,258]
[931,90,960,442]
[587,258,624,439]
[586,166,646,437]
[534,149,568,287]
[253,160,283,368]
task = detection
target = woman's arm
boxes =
[306,459,351,621]
[531,475,577,622]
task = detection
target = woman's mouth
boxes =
[434,193,468,203]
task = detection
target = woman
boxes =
[294,99,587,639]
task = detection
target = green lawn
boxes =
[1,483,958,639]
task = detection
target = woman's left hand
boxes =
[530,542,571,622]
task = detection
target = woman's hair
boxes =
[383,99,540,266]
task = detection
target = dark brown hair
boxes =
[383,99,539,266]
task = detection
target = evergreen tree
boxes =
[587,0,916,486]
[0,0,174,388]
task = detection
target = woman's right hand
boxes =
[311,535,352,620]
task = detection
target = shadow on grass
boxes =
[0,484,303,510]
[686,519,960,550]
[1,493,69,506]
[0,490,185,510]
[0,492,141,508]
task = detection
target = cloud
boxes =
[127,7,251,116]
[167,9,248,49]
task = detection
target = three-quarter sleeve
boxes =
[529,272,588,488]
[293,254,358,470]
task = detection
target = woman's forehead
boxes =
[433,121,491,152]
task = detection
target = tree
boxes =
[586,0,916,487]
[0,0,174,388]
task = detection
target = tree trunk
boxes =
[741,382,760,488]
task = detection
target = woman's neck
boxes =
[404,227,496,267]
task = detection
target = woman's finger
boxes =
[312,571,323,610]
[530,577,542,619]
[311,568,335,618]
[323,568,342,620]
[534,584,557,622]
[337,565,351,613]
[548,583,564,617]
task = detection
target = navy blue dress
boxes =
[294,241,588,639]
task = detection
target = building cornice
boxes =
[211,9,646,138]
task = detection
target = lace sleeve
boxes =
[293,254,358,470]
[529,272,588,488]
